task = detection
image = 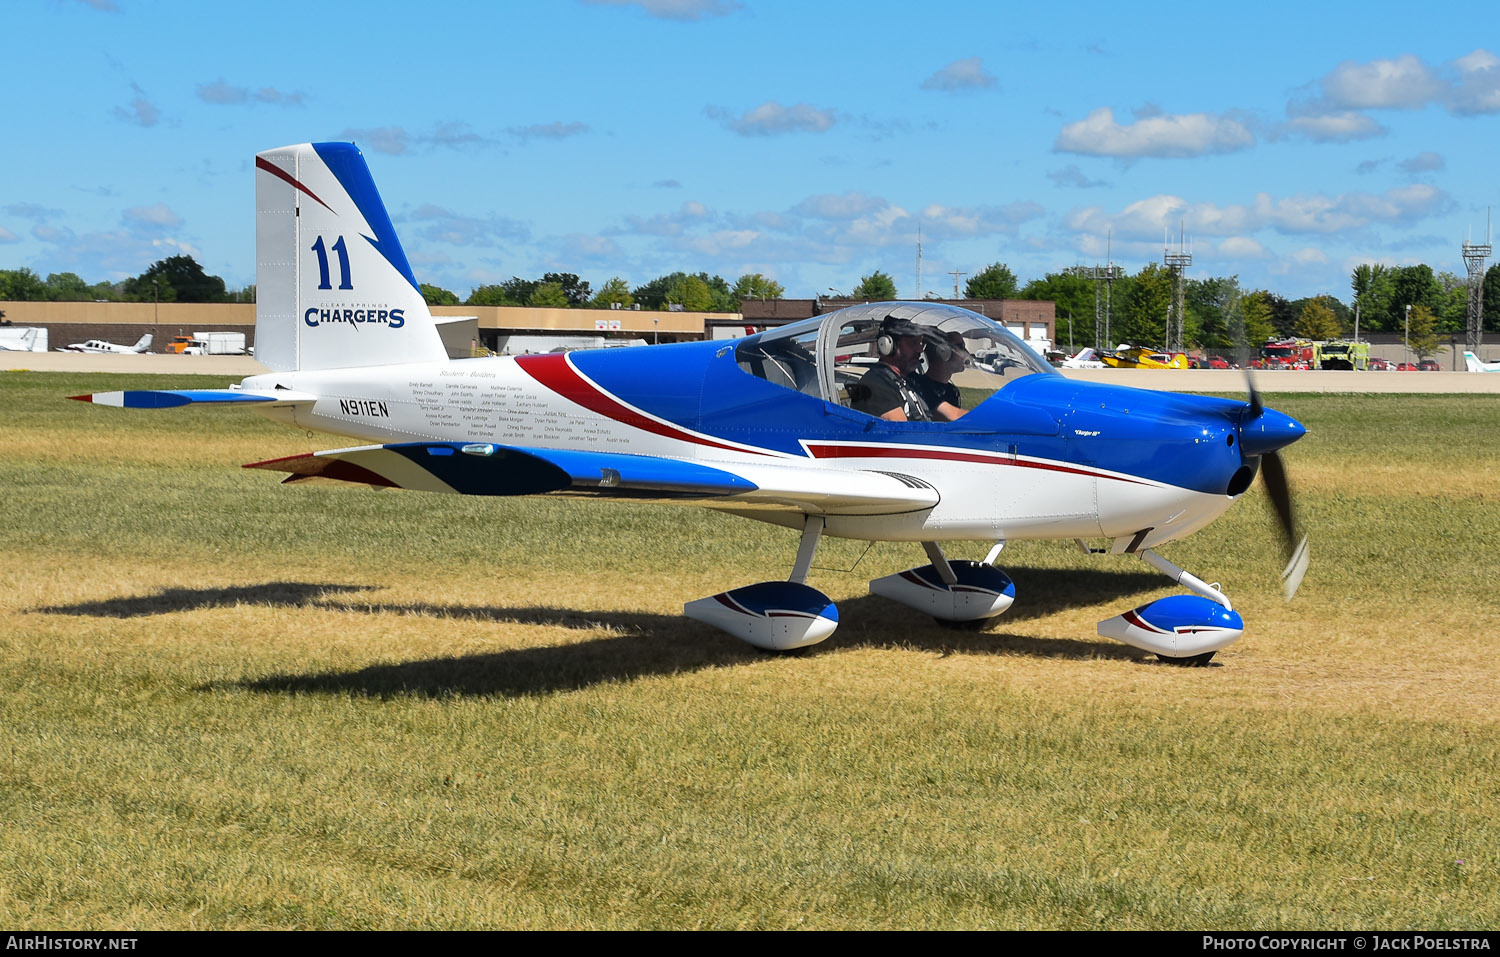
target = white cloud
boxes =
[1218,237,1269,259]
[1048,165,1109,189]
[122,203,183,231]
[679,229,761,256]
[920,57,997,92]
[197,79,305,107]
[5,203,61,220]
[620,201,713,237]
[1293,50,1500,117]
[559,234,623,262]
[917,202,1044,239]
[1054,107,1254,158]
[27,225,200,278]
[342,124,490,154]
[409,204,529,246]
[0,226,19,243]
[113,83,160,127]
[793,192,887,220]
[1276,111,1385,143]
[582,0,741,20]
[1451,49,1500,115]
[1311,54,1444,111]
[1398,151,1444,173]
[1260,184,1447,233]
[342,126,411,155]
[508,121,589,143]
[1067,184,1449,242]
[711,101,837,136]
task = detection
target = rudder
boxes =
[255,142,448,372]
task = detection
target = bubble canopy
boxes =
[733,301,1056,411]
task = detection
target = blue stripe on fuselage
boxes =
[566,342,1259,496]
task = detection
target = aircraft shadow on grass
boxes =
[195,566,1165,699]
[36,582,378,618]
[38,570,1173,699]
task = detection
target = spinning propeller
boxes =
[1237,370,1310,600]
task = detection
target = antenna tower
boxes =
[1079,229,1122,349]
[1163,222,1193,353]
[1463,211,1491,352]
[915,225,923,301]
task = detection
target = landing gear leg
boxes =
[869,541,1015,626]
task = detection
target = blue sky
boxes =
[4,0,1497,303]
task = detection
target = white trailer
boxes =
[185,332,247,355]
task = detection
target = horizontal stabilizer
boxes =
[245,441,762,497]
[70,389,316,409]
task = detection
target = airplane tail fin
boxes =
[132,333,152,353]
[1465,351,1484,373]
[254,142,448,373]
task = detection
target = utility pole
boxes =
[1405,304,1411,366]
[948,270,966,299]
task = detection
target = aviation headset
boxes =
[876,317,925,357]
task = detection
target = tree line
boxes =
[6,253,1498,354]
[0,256,255,304]
[934,260,1499,353]
[422,271,786,312]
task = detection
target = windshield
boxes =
[735,302,1055,414]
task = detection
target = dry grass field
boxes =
[1,371,1497,929]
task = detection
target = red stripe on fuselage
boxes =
[515,353,768,456]
[255,156,335,213]
[805,442,1146,484]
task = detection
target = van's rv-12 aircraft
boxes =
[73,142,1309,664]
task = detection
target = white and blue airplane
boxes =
[1464,351,1500,373]
[73,142,1308,665]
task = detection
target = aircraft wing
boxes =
[245,441,938,515]
[71,389,317,408]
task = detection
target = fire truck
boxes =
[1313,340,1370,370]
[1260,339,1315,369]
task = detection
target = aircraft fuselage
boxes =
[243,340,1272,549]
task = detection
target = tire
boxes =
[1157,651,1216,667]
[934,616,988,631]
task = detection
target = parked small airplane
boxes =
[59,333,152,354]
[1464,351,1500,373]
[0,327,45,352]
[73,143,1309,664]
[1101,345,1190,370]
[1059,347,1106,369]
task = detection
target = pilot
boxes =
[909,331,969,420]
[849,317,931,421]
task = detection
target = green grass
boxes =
[2,372,1498,928]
